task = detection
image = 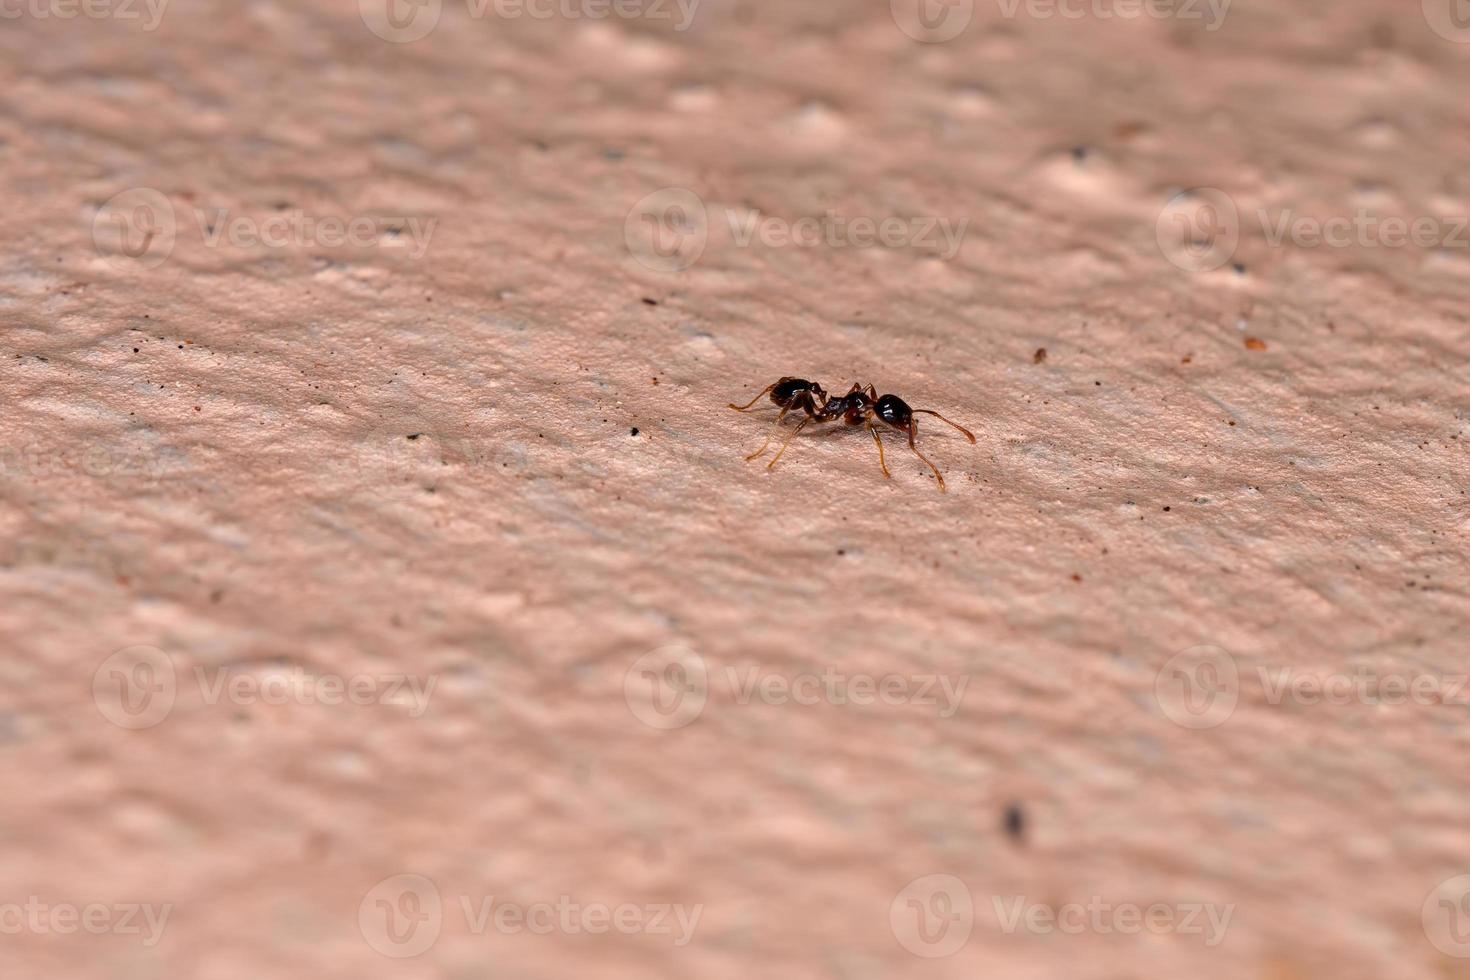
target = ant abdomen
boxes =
[873,394,912,429]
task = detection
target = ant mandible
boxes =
[730,379,975,491]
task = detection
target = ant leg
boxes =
[867,423,891,478]
[912,409,976,444]
[766,417,809,470]
[905,420,947,492]
[729,383,778,412]
[863,383,877,400]
[744,406,790,460]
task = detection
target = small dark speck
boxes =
[642,297,659,306]
[1094,380,1102,386]
[837,549,846,556]
[1071,145,1089,163]
[407,433,422,441]
[1004,803,1026,842]
[630,427,640,437]
[1033,347,1047,364]
[1163,506,1171,511]
[133,348,139,353]
[1232,262,1247,275]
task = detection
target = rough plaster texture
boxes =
[2,0,1469,977]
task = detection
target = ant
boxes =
[730,379,975,491]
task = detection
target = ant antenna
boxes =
[729,383,778,412]
[913,409,976,443]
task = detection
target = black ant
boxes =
[730,379,975,491]
[727,377,829,462]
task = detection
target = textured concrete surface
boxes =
[2,0,1469,977]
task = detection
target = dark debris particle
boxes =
[641,297,659,306]
[630,427,640,437]
[407,433,421,440]
[1004,803,1026,842]
[1033,347,1047,364]
[1163,506,1171,512]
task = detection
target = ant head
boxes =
[873,394,913,429]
